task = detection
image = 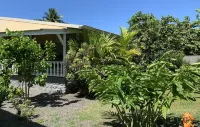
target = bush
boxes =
[66,40,91,95]
[18,99,35,119]
[0,85,8,105]
[0,76,10,106]
[12,98,34,120]
[8,86,34,120]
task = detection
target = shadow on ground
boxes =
[102,111,122,127]
[102,112,200,127]
[30,92,80,107]
[0,108,45,127]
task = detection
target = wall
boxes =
[183,55,200,64]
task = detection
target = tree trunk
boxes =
[27,83,30,98]
[21,81,24,98]
[24,82,27,100]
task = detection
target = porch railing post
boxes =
[63,34,67,77]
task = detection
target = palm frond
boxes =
[119,27,137,49]
[125,48,141,56]
[43,8,64,23]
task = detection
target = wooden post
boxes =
[63,34,66,77]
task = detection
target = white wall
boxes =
[183,55,200,64]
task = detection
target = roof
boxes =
[0,17,83,32]
[0,17,118,36]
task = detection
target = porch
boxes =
[31,33,78,77]
[0,32,79,78]
[0,17,111,78]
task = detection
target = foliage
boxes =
[66,31,116,93]
[66,40,91,93]
[8,86,24,99]
[0,62,14,105]
[12,98,35,120]
[18,99,34,119]
[0,64,24,106]
[67,11,200,126]
[66,28,140,94]
[0,30,56,99]
[0,83,8,105]
[42,8,64,23]
[8,84,34,120]
[118,27,141,60]
[128,11,200,64]
[80,51,200,127]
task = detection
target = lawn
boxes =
[168,93,200,121]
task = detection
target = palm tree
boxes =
[43,8,64,23]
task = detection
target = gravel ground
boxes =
[0,86,108,127]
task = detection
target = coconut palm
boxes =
[43,8,64,23]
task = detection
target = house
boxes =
[0,17,116,76]
[0,17,116,93]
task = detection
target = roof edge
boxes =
[81,25,119,36]
[0,17,83,29]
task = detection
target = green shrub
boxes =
[0,76,10,106]
[12,98,34,120]
[0,85,8,105]
[18,99,35,119]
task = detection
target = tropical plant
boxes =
[66,40,91,94]
[80,51,200,127]
[118,27,141,57]
[43,8,64,23]
[64,10,200,126]
[66,28,140,94]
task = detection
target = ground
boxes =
[0,86,116,127]
[1,86,200,127]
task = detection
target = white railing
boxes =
[0,61,65,77]
[46,61,65,77]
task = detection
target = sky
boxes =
[1,0,200,34]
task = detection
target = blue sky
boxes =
[1,0,200,34]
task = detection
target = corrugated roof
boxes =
[0,17,83,32]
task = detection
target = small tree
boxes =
[0,30,56,99]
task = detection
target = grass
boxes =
[78,102,111,122]
[168,93,200,120]
[69,94,200,126]
[69,102,115,127]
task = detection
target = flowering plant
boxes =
[182,112,194,127]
